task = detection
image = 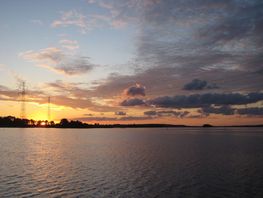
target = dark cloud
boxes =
[237,107,263,116]
[115,111,126,116]
[120,98,145,106]
[124,83,146,97]
[199,106,263,117]
[200,105,235,115]
[120,116,153,121]
[183,79,207,90]
[206,84,220,89]
[144,110,190,118]
[158,110,190,118]
[143,110,157,116]
[145,104,263,117]
[148,92,263,108]
[74,115,153,122]
[183,79,219,90]
[119,92,263,108]
[84,113,93,116]
[76,117,118,121]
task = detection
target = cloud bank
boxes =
[120,92,263,108]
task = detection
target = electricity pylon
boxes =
[48,96,51,121]
[20,81,26,119]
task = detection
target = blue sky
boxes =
[0,0,136,84]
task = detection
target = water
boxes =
[0,127,262,198]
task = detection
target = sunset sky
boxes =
[0,0,263,125]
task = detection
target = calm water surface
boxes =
[0,127,262,197]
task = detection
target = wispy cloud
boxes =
[19,47,94,75]
[45,80,89,97]
[51,1,141,34]
[86,0,161,28]
[59,39,79,50]
[0,81,117,112]
[43,80,118,112]
[51,9,125,33]
[52,10,91,33]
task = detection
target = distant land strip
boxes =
[0,116,262,128]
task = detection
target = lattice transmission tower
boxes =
[48,96,51,121]
[20,81,26,119]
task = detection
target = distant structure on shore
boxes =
[18,82,52,121]
[19,81,26,119]
[48,96,51,121]
[203,124,213,127]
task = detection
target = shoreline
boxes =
[0,124,262,129]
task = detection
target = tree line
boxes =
[0,116,90,128]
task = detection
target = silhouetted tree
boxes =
[60,118,69,127]
[50,121,55,126]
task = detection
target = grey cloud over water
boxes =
[124,84,146,97]
[120,98,146,106]
[183,79,219,90]
[147,92,263,108]
[144,110,190,118]
[120,92,263,109]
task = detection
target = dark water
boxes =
[0,128,262,198]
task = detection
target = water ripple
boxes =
[0,127,262,197]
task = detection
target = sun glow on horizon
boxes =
[29,112,49,121]
[40,121,46,126]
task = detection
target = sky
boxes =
[0,0,263,125]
